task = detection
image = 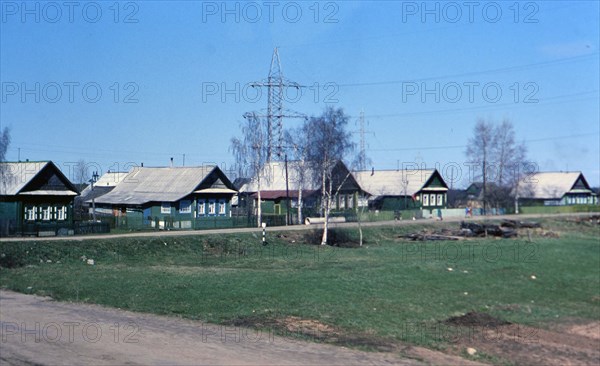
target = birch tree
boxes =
[284,128,310,225]
[304,107,354,245]
[230,113,268,227]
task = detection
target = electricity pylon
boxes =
[244,48,306,162]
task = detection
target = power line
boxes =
[337,53,598,88]
[349,90,599,119]
[368,132,599,152]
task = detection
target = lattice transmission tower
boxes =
[353,109,374,171]
[244,48,306,162]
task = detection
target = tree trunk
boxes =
[256,175,262,228]
[321,178,333,245]
[298,186,303,225]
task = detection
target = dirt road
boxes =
[1,212,594,243]
[0,290,432,366]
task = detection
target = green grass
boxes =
[1,218,599,350]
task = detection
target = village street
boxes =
[0,212,593,243]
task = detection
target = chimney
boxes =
[170,157,174,168]
[371,167,374,176]
[141,162,144,167]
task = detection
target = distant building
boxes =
[517,171,598,206]
[76,171,127,216]
[238,161,321,217]
[352,168,449,212]
[0,161,79,236]
[94,166,237,229]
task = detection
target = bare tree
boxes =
[304,107,355,245]
[466,118,529,213]
[230,113,268,227]
[466,119,494,213]
[73,159,90,192]
[0,127,12,196]
[0,127,10,163]
[284,128,310,225]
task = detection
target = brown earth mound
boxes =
[444,311,511,327]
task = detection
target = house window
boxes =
[218,200,226,215]
[208,200,216,215]
[339,195,346,209]
[423,194,429,206]
[161,202,171,214]
[179,200,191,214]
[25,206,36,221]
[430,194,436,206]
[437,194,443,206]
[197,200,206,216]
[42,206,51,221]
[57,206,67,221]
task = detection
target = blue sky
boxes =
[1,0,599,187]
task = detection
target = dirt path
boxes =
[1,212,595,243]
[0,290,485,366]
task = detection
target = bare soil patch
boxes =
[444,311,511,328]
[443,314,600,365]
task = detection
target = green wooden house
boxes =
[516,171,598,206]
[352,168,449,213]
[94,165,237,230]
[0,161,79,236]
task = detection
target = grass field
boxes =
[1,217,599,357]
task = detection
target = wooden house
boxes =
[351,168,449,213]
[94,165,237,229]
[516,171,598,206]
[0,161,79,236]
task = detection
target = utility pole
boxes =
[244,47,306,162]
[285,154,290,226]
[90,171,99,222]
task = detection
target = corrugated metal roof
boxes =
[78,172,126,200]
[352,169,441,197]
[241,161,319,193]
[95,172,126,187]
[95,166,218,205]
[18,190,78,196]
[518,172,590,199]
[1,162,49,195]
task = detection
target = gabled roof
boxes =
[0,161,79,196]
[352,169,447,197]
[517,171,593,200]
[240,161,319,193]
[78,172,127,202]
[95,166,236,205]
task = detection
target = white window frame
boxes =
[218,199,226,215]
[25,206,36,221]
[430,194,436,206]
[57,206,67,221]
[208,200,216,215]
[42,206,50,221]
[161,202,171,214]
[197,200,206,216]
[423,194,429,206]
[179,200,191,214]
[437,194,443,206]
